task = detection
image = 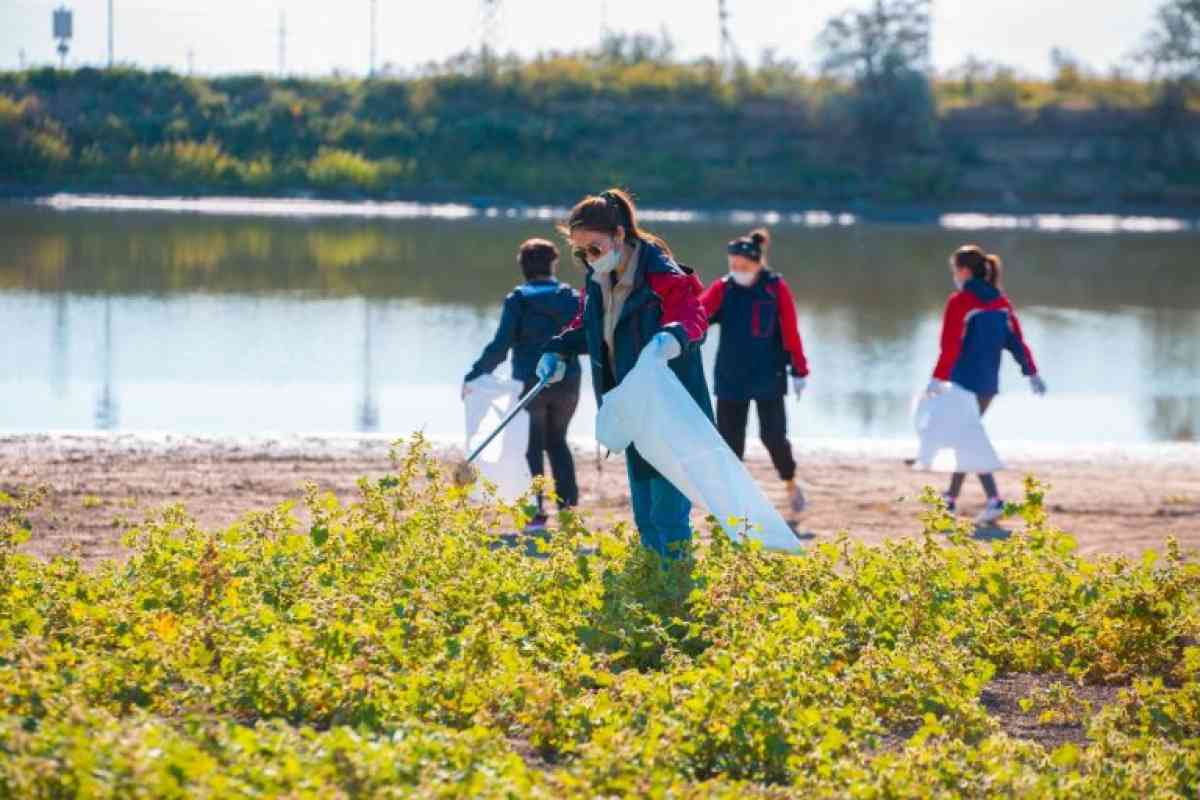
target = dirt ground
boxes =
[3,435,1197,565]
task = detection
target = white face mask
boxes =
[588,240,623,274]
[953,275,965,290]
[730,270,758,287]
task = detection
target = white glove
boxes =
[1029,374,1047,396]
[645,331,682,361]
[792,376,807,400]
[536,353,566,384]
[925,378,949,397]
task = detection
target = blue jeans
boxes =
[627,461,692,560]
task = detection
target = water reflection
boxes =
[1147,397,1199,442]
[0,204,1197,441]
[51,293,68,397]
[358,300,379,433]
[94,299,118,431]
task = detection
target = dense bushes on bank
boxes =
[0,57,1194,207]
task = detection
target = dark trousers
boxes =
[523,374,581,509]
[948,393,998,498]
[716,396,796,482]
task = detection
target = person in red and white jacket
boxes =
[700,228,810,513]
[539,188,712,561]
[929,244,1047,525]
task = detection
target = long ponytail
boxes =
[984,253,1004,289]
[953,244,1004,289]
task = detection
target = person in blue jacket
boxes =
[700,228,810,513]
[463,238,581,526]
[537,188,713,561]
[928,244,1047,525]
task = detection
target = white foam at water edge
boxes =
[940,212,1192,234]
[40,194,477,220]
[730,209,857,227]
[32,195,1199,234]
[2,431,1197,466]
[35,194,867,227]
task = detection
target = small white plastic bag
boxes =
[464,375,532,502]
[911,382,1004,474]
[596,350,799,551]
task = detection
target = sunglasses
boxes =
[572,242,610,262]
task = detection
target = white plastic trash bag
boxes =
[596,350,799,551]
[464,374,532,501]
[911,382,1004,474]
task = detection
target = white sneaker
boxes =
[788,482,807,513]
[975,498,1005,525]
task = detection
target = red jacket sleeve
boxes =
[933,292,970,380]
[545,285,588,357]
[699,276,727,322]
[770,277,809,378]
[647,270,708,348]
[565,285,585,332]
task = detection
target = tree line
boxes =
[2,0,1199,209]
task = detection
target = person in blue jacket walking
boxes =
[700,228,810,513]
[929,245,1047,525]
[463,238,581,526]
[537,188,713,561]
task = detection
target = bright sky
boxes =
[1,0,1160,78]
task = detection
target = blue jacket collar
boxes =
[964,277,1000,301]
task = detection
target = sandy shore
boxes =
[2,433,1197,564]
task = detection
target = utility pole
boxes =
[717,0,738,80]
[53,6,73,69]
[187,48,195,75]
[107,0,113,67]
[278,10,286,77]
[369,0,377,77]
[480,0,500,67]
[18,49,26,69]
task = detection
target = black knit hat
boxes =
[727,237,762,261]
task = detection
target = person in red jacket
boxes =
[929,245,1047,524]
[538,188,713,561]
[699,228,810,513]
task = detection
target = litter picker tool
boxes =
[465,375,549,465]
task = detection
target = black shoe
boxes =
[524,513,549,533]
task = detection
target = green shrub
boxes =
[0,94,72,180]
[0,443,1197,797]
[305,147,382,192]
[128,139,243,187]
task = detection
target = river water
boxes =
[2,198,1197,445]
